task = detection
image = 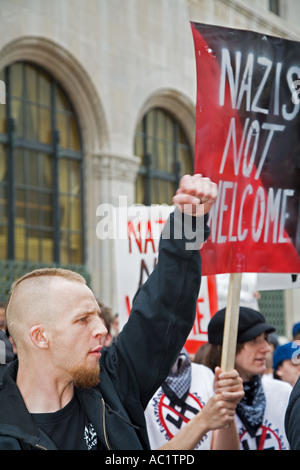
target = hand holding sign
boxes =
[173,174,218,217]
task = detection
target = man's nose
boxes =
[93,317,108,338]
[263,339,271,353]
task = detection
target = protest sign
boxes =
[257,273,300,290]
[191,22,300,275]
[216,272,259,309]
[112,205,218,354]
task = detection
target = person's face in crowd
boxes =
[276,359,300,387]
[46,280,108,388]
[235,333,271,382]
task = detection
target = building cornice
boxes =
[219,0,300,40]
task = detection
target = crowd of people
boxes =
[144,306,300,450]
[0,174,300,451]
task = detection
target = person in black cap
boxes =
[204,306,292,450]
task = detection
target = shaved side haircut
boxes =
[6,268,86,352]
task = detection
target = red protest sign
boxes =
[191,23,300,275]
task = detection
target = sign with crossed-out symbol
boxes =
[158,393,203,439]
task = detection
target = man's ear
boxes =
[29,325,49,349]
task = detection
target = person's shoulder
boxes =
[190,362,214,395]
[262,373,292,395]
[191,362,214,379]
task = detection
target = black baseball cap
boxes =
[208,306,276,345]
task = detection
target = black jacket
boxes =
[285,375,300,449]
[0,209,208,450]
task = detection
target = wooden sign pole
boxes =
[220,272,242,372]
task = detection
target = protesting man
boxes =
[0,174,240,450]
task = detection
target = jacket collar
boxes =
[0,360,57,449]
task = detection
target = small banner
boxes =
[113,205,218,354]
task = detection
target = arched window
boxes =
[134,108,193,205]
[0,62,84,265]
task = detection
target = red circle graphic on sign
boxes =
[240,425,282,450]
[158,393,203,439]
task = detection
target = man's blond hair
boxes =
[9,267,86,291]
[6,268,86,351]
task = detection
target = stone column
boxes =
[86,151,140,312]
